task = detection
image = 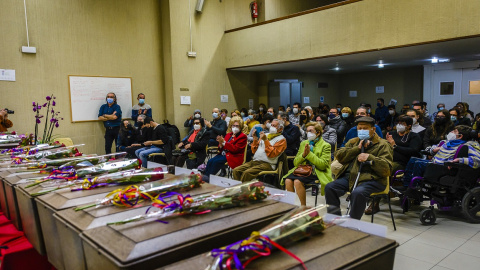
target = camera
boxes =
[4,108,14,114]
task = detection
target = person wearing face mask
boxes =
[450,107,471,127]
[125,115,152,158]
[203,117,248,181]
[385,105,399,133]
[429,103,445,122]
[98,92,122,154]
[239,108,249,121]
[401,125,480,189]
[278,106,285,114]
[413,103,432,128]
[365,104,372,115]
[116,119,137,153]
[406,109,426,139]
[244,109,260,132]
[325,116,393,220]
[298,109,311,140]
[374,98,389,130]
[256,103,267,123]
[456,102,474,123]
[204,107,227,146]
[423,109,454,149]
[267,107,275,117]
[247,114,274,142]
[233,119,287,183]
[327,108,347,148]
[321,104,331,115]
[278,113,301,156]
[315,114,337,151]
[221,108,230,124]
[289,102,302,125]
[341,107,355,131]
[304,106,315,121]
[173,118,210,169]
[135,117,169,168]
[131,93,152,127]
[340,107,384,147]
[281,122,333,206]
[184,109,202,130]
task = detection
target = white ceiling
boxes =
[230,37,480,74]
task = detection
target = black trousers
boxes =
[104,126,120,154]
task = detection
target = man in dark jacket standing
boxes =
[325,117,393,220]
[374,98,389,130]
[279,113,301,156]
[205,107,227,146]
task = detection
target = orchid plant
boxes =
[32,95,63,144]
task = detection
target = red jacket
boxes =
[220,132,247,169]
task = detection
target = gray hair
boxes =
[272,119,284,130]
[137,114,146,120]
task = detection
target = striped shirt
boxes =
[433,140,480,169]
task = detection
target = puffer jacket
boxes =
[335,133,393,190]
[328,116,347,143]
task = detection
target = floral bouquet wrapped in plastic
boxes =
[74,172,202,210]
[0,143,59,158]
[0,134,21,145]
[107,180,269,225]
[11,144,84,164]
[25,158,140,189]
[206,205,330,270]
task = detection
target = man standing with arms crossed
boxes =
[98,92,122,154]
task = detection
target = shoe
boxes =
[364,200,380,215]
[219,168,226,177]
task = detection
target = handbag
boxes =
[293,164,313,177]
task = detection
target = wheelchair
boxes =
[398,162,480,225]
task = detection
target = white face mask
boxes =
[193,124,201,131]
[269,126,277,134]
[411,117,417,125]
[194,113,200,118]
[293,108,299,114]
[389,110,395,115]
[231,127,239,134]
[307,132,317,141]
[265,123,271,129]
[396,124,406,133]
[446,132,457,141]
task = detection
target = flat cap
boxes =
[355,116,375,125]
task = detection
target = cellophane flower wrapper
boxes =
[10,145,84,163]
[25,158,141,190]
[74,172,203,211]
[107,180,269,226]
[11,154,102,171]
[0,143,51,158]
[207,205,330,270]
[0,134,21,145]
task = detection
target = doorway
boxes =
[268,80,303,110]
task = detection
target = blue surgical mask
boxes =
[438,107,444,111]
[451,116,457,122]
[328,113,336,119]
[139,99,145,104]
[342,113,349,118]
[241,112,245,117]
[248,115,253,120]
[358,129,370,140]
[367,109,371,114]
[107,98,114,104]
[267,112,273,116]
[212,112,218,119]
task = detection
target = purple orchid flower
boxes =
[36,119,41,124]
[46,96,52,101]
[52,101,56,106]
[55,122,59,128]
[43,103,47,107]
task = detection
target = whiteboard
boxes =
[68,76,133,122]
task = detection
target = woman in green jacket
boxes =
[282,122,333,206]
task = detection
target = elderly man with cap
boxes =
[325,116,393,220]
[184,109,202,130]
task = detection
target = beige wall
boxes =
[338,67,423,110]
[0,0,164,154]
[264,0,340,20]
[225,0,480,68]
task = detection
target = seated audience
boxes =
[267,107,275,116]
[172,118,209,169]
[135,117,168,168]
[282,122,333,206]
[257,103,267,123]
[247,114,274,142]
[406,109,426,139]
[315,114,337,150]
[328,107,347,147]
[125,115,152,158]
[240,108,249,121]
[385,105,399,132]
[451,107,471,126]
[298,109,311,140]
[341,106,355,131]
[203,117,248,180]
[325,116,393,220]
[304,106,315,121]
[279,113,301,156]
[221,109,230,124]
[205,107,227,146]
[184,109,202,130]
[429,103,445,122]
[423,109,454,148]
[413,103,432,128]
[245,109,260,131]
[116,119,136,152]
[341,107,383,147]
[457,102,474,123]
[233,119,287,182]
[289,102,302,125]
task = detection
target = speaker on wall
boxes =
[196,0,205,12]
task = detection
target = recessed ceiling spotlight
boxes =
[334,66,340,71]
[438,58,450,63]
[431,57,439,64]
[378,63,385,68]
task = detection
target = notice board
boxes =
[68,76,133,122]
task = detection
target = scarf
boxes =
[446,139,465,148]
[267,132,282,141]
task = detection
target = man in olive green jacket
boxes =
[325,117,393,220]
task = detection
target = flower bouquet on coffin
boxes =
[24,158,141,189]
[107,180,269,226]
[0,143,62,159]
[0,134,21,145]
[74,172,203,211]
[10,144,84,164]
[206,205,330,270]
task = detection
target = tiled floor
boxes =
[301,193,480,270]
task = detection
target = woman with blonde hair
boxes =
[281,122,333,206]
[203,116,248,181]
